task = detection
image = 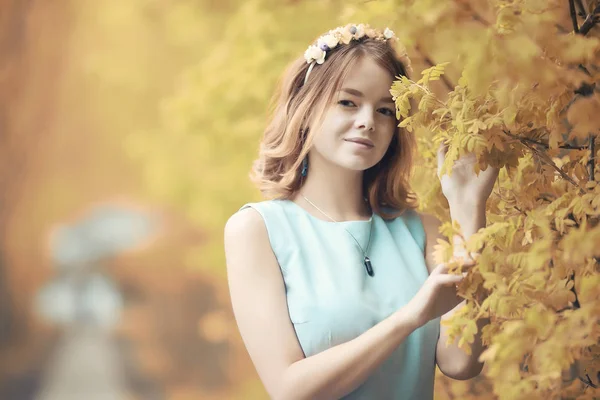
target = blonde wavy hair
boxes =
[250,35,418,220]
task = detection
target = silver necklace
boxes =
[301,195,375,277]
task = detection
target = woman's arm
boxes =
[225,208,422,400]
[419,211,487,380]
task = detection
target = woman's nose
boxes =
[355,107,375,131]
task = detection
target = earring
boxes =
[301,156,309,177]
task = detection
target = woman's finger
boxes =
[451,257,477,272]
[436,142,449,177]
[433,263,449,275]
[433,256,477,275]
[436,274,465,287]
[433,263,470,279]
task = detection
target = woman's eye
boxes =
[338,100,356,107]
[378,108,395,117]
[338,100,394,117]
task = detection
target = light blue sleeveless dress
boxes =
[239,199,440,400]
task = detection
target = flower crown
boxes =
[303,23,413,84]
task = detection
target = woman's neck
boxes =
[292,163,371,222]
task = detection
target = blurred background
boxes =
[0,0,497,399]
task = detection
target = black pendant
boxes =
[364,256,374,277]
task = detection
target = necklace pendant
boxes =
[364,256,374,277]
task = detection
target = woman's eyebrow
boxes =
[340,87,394,103]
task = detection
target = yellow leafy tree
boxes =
[387,1,600,399]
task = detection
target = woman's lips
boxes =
[344,138,374,149]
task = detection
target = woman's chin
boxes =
[339,160,379,172]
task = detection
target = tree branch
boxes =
[415,44,455,92]
[589,134,596,181]
[578,374,598,389]
[504,130,586,193]
[502,130,586,150]
[567,1,600,183]
[579,5,600,35]
[455,0,490,27]
[522,137,585,150]
[574,0,587,16]
[569,0,580,33]
[574,82,595,97]
[569,2,599,78]
[560,95,581,117]
[527,142,585,193]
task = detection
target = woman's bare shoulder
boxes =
[225,207,266,238]
[225,206,272,254]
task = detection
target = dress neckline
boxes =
[282,199,374,225]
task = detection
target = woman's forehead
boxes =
[337,59,394,97]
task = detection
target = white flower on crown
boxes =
[365,27,377,38]
[384,28,395,40]
[338,27,353,45]
[317,34,339,51]
[304,45,326,64]
[355,24,366,39]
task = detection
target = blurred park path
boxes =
[0,0,270,397]
[35,325,127,400]
[32,204,158,400]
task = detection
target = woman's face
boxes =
[309,56,397,172]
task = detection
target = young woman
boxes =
[224,23,498,400]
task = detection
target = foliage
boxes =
[388,1,600,399]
